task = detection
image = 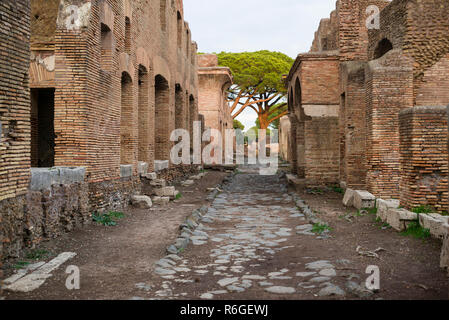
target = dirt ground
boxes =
[1,171,228,300]
[293,185,449,300]
[1,168,448,300]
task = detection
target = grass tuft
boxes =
[93,211,125,226]
[411,205,434,214]
[312,223,332,234]
[400,221,430,239]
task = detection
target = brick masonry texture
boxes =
[198,54,233,155]
[0,0,31,275]
[399,106,448,213]
[287,0,449,202]
[0,0,202,263]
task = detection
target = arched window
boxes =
[138,65,150,162]
[155,75,170,160]
[177,11,182,48]
[101,23,113,71]
[294,77,301,107]
[125,17,131,54]
[120,72,133,164]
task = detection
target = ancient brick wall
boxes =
[368,0,449,105]
[339,61,368,189]
[27,0,199,210]
[399,106,448,213]
[198,54,233,155]
[0,0,31,268]
[279,116,291,161]
[337,0,390,61]
[365,50,414,198]
[287,54,340,185]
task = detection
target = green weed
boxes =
[400,221,431,240]
[92,211,125,226]
[312,223,332,234]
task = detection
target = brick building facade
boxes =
[287,0,449,212]
[0,0,201,261]
[198,54,233,160]
[0,0,31,271]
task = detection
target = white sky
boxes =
[184,0,336,130]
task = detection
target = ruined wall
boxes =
[337,0,390,61]
[198,54,233,150]
[339,61,367,189]
[368,0,449,104]
[365,50,414,198]
[399,106,448,213]
[287,54,340,185]
[0,0,31,266]
[279,116,291,161]
[28,0,199,211]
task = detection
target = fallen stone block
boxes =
[150,179,166,188]
[353,190,376,209]
[286,174,305,187]
[4,252,76,293]
[181,180,194,187]
[387,208,418,232]
[419,214,447,239]
[376,199,400,222]
[131,195,153,209]
[440,223,449,272]
[152,196,170,206]
[190,175,202,181]
[342,188,355,207]
[143,172,157,180]
[154,160,169,172]
[154,186,177,197]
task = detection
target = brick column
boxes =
[399,106,448,212]
[365,50,414,198]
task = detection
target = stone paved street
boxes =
[137,167,364,300]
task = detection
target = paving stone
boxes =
[310,276,332,283]
[319,269,337,277]
[305,261,334,270]
[218,277,239,287]
[318,284,346,297]
[296,272,316,277]
[265,286,295,294]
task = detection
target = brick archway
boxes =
[120,71,134,165]
[155,74,170,161]
[138,65,151,163]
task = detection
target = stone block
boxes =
[152,196,170,206]
[376,199,400,222]
[150,179,166,188]
[419,214,447,239]
[120,165,133,178]
[387,208,418,232]
[154,186,177,197]
[154,160,169,172]
[144,172,157,180]
[342,188,355,207]
[181,180,194,187]
[286,174,306,187]
[353,190,376,209]
[30,167,86,191]
[440,223,449,271]
[131,195,153,209]
[138,162,149,175]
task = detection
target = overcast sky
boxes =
[184,0,336,130]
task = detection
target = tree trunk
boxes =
[258,113,270,130]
